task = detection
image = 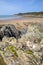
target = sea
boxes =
[0,15,22,20]
[0,15,43,20]
[0,15,33,20]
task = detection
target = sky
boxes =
[0,0,43,15]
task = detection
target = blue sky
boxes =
[0,0,43,15]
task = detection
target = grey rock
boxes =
[20,28,27,35]
[0,24,21,40]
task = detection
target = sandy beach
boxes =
[0,18,43,25]
[0,17,43,29]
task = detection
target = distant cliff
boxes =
[17,11,43,15]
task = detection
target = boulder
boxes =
[0,24,21,40]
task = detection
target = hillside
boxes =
[17,11,43,15]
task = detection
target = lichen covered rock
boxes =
[0,22,43,65]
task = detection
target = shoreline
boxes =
[0,18,43,25]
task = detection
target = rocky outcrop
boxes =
[0,24,21,40]
[0,22,43,65]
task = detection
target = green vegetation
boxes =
[9,45,18,57]
[39,29,43,33]
[20,48,24,51]
[6,45,18,59]
[0,55,7,65]
[17,11,43,16]
[26,50,33,55]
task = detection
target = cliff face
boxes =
[0,22,43,65]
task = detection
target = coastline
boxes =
[0,18,43,25]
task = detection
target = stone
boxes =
[0,24,21,40]
[32,44,41,52]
